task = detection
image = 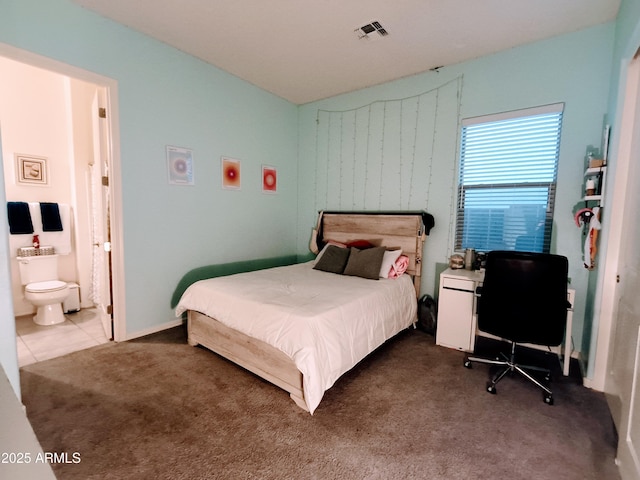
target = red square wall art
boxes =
[262,165,277,193]
[221,157,241,190]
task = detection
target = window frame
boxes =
[455,103,564,254]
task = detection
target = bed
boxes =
[175,212,430,414]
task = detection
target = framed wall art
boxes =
[262,165,277,193]
[15,154,48,186]
[167,145,194,185]
[221,156,241,190]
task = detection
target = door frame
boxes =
[588,55,638,391]
[0,42,126,341]
[605,50,640,480]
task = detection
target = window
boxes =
[455,104,563,253]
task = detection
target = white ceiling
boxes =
[73,0,620,105]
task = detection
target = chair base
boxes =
[464,341,555,405]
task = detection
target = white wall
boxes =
[0,57,85,315]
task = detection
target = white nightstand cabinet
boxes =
[436,269,484,352]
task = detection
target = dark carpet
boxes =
[20,326,621,480]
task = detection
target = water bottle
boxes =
[464,248,475,270]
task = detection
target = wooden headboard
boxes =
[318,211,428,296]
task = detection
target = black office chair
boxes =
[463,250,570,405]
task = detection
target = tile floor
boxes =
[15,308,111,367]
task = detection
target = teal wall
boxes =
[0,0,623,395]
[0,0,299,346]
[297,24,615,360]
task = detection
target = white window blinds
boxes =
[456,104,564,253]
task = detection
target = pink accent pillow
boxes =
[388,255,409,279]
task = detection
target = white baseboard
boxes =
[577,351,602,390]
[124,318,184,341]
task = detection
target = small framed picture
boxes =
[221,157,241,190]
[167,145,194,185]
[15,154,48,186]
[262,165,277,193]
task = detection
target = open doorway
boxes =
[0,44,125,364]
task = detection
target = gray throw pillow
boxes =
[313,245,350,274]
[343,246,386,280]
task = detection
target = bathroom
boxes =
[0,56,112,364]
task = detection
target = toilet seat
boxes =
[25,280,68,294]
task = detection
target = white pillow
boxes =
[379,249,403,278]
[314,241,346,264]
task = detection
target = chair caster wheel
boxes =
[486,384,497,394]
[464,359,472,369]
[544,394,554,405]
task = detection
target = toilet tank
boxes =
[17,254,60,285]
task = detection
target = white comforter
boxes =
[175,262,417,414]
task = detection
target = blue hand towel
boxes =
[40,202,63,232]
[7,202,34,234]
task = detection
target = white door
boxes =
[605,51,640,480]
[89,90,113,340]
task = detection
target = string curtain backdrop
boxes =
[313,77,463,254]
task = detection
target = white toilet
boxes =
[17,253,70,326]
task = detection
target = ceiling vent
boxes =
[354,21,388,41]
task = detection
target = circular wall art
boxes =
[221,157,241,190]
[167,146,194,185]
[262,165,277,193]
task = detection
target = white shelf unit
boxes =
[583,166,607,206]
